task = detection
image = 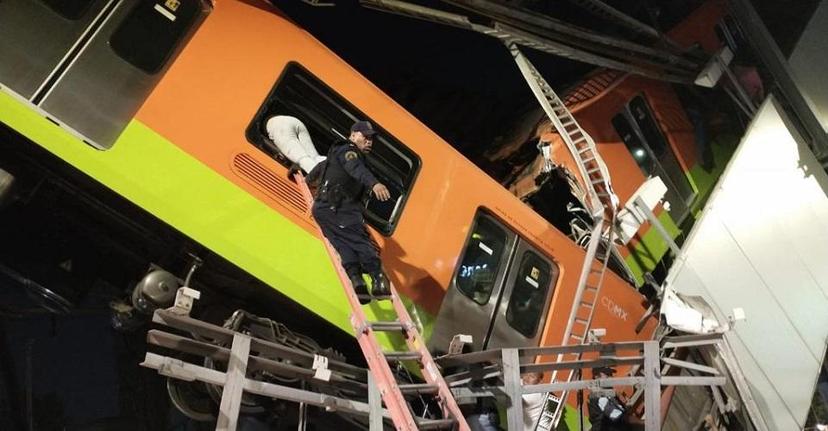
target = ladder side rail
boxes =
[294,173,420,430]
[508,43,624,430]
[543,221,605,428]
[508,43,615,214]
[386,272,471,430]
[578,222,616,336]
[557,216,605,353]
[546,222,617,427]
[507,41,617,351]
[507,43,600,208]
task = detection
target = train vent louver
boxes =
[232,153,308,214]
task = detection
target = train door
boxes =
[0,0,212,148]
[0,0,109,99]
[429,211,558,353]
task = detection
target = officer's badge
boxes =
[345,151,358,161]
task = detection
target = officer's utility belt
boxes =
[318,181,360,209]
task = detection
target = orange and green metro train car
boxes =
[500,0,735,286]
[0,0,732,421]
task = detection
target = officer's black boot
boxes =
[370,271,391,299]
[346,267,371,305]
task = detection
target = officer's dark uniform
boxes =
[587,390,626,431]
[586,367,637,431]
[308,138,388,302]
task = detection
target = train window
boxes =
[455,216,509,305]
[246,63,421,235]
[505,251,553,338]
[629,97,670,158]
[613,96,696,222]
[110,0,202,74]
[612,114,655,173]
[41,0,95,20]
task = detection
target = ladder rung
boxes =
[578,147,593,154]
[580,301,594,309]
[587,167,601,175]
[399,383,440,395]
[415,418,457,430]
[570,333,584,342]
[581,156,596,164]
[574,317,589,325]
[383,351,422,362]
[368,321,406,332]
[591,178,605,185]
[585,285,599,292]
[562,120,575,127]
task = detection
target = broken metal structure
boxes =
[143,294,735,431]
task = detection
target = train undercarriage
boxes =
[0,122,365,430]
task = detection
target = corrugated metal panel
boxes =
[231,153,308,215]
[666,97,828,430]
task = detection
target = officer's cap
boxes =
[351,120,377,137]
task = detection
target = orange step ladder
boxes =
[295,173,470,431]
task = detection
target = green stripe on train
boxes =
[624,210,680,286]
[0,91,363,332]
[623,135,738,286]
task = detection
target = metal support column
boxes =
[717,54,757,115]
[502,348,524,431]
[217,333,252,431]
[633,196,681,255]
[643,341,661,430]
[368,375,382,431]
[728,0,828,161]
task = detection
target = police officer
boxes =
[587,367,642,431]
[308,120,392,304]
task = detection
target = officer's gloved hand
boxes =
[287,163,303,183]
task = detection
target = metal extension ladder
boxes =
[505,42,620,430]
[295,173,470,431]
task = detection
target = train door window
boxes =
[612,114,656,173]
[504,250,554,338]
[246,62,421,235]
[455,216,511,305]
[613,96,696,222]
[41,0,96,20]
[110,0,202,74]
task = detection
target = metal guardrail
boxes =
[143,304,728,431]
[437,335,728,431]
